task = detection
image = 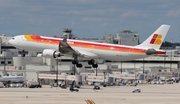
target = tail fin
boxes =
[136,25,170,49]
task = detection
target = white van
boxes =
[0,82,4,88]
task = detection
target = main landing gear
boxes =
[72,59,98,68]
[72,60,82,68]
[88,59,98,68]
[21,50,26,57]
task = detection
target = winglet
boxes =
[59,37,75,54]
[136,25,170,49]
[62,37,67,42]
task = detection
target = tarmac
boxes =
[0,83,180,104]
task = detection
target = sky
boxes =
[0,0,180,42]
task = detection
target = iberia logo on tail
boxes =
[150,34,162,45]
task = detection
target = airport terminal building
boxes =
[0,29,180,85]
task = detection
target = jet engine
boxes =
[42,49,61,58]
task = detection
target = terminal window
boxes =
[8,61,11,64]
[1,61,5,64]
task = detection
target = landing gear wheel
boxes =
[88,59,95,65]
[92,63,98,68]
[76,63,82,68]
[21,50,26,57]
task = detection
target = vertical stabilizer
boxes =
[136,25,170,49]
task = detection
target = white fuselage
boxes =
[8,25,169,61]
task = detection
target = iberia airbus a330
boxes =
[9,25,170,68]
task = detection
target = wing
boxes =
[59,37,98,59]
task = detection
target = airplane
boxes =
[0,75,26,86]
[8,24,170,68]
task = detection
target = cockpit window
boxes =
[12,38,15,40]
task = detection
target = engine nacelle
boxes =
[42,49,61,58]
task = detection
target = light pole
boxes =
[74,64,76,75]
[170,40,173,73]
[134,61,136,80]
[103,72,106,87]
[134,61,136,69]
[56,57,58,87]
[3,50,6,76]
[121,62,122,74]
[170,51,172,72]
[96,67,97,76]
[164,48,166,67]
[143,58,145,74]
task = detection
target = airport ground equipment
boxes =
[70,80,79,92]
[0,75,26,86]
[103,83,107,87]
[27,81,42,88]
[174,78,180,83]
[126,80,138,86]
[70,88,79,92]
[132,88,141,93]
[93,83,100,90]
[0,82,4,88]
[59,84,67,89]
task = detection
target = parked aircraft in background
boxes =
[0,75,26,85]
[9,25,170,68]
